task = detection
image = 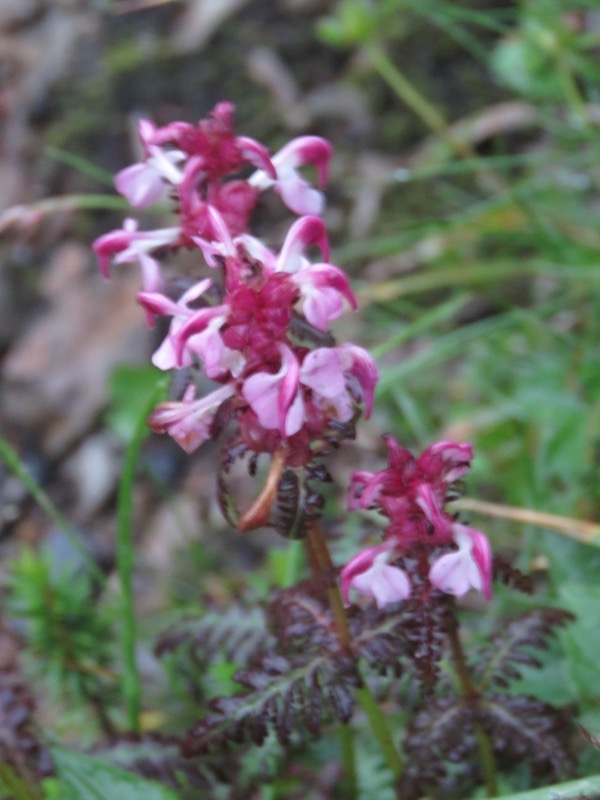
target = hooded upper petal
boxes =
[428,523,492,599]
[337,344,379,418]
[276,216,330,274]
[341,544,411,608]
[242,345,302,436]
[300,348,346,398]
[249,137,332,215]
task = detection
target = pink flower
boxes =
[95,102,376,467]
[242,345,376,440]
[114,123,186,208]
[347,471,376,511]
[293,264,356,330]
[148,384,235,453]
[250,136,333,215]
[145,102,276,181]
[300,347,346,397]
[236,216,328,274]
[429,523,492,600]
[257,215,356,330]
[300,347,354,423]
[275,215,330,272]
[337,344,379,418]
[347,436,473,546]
[93,218,179,281]
[340,544,411,608]
[191,204,238,268]
[426,440,474,484]
[242,345,302,437]
[415,483,449,537]
[113,105,276,241]
[138,279,234,376]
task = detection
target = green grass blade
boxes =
[44,146,116,186]
[0,436,104,584]
[116,375,168,732]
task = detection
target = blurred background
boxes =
[1,0,600,766]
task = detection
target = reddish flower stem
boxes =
[238,446,287,532]
[305,523,352,651]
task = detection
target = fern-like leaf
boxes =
[350,595,452,686]
[268,582,338,652]
[492,555,535,594]
[180,580,457,756]
[399,696,476,799]
[481,693,575,779]
[399,691,575,799]
[155,604,271,667]
[473,608,574,690]
[182,650,360,755]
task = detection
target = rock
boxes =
[0,0,42,32]
[1,242,152,459]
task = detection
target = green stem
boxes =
[366,43,463,152]
[355,685,404,779]
[303,525,404,779]
[447,620,498,797]
[0,761,41,800]
[489,774,600,800]
[557,54,588,129]
[0,437,104,585]
[366,43,567,216]
[283,540,304,588]
[365,41,574,261]
[116,377,167,732]
[366,42,506,192]
[338,723,358,800]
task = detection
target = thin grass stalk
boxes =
[365,42,506,195]
[0,436,104,584]
[451,497,600,547]
[365,44,471,159]
[116,378,167,732]
[0,194,130,234]
[364,43,575,258]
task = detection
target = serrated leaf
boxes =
[481,694,575,779]
[183,650,360,755]
[52,747,179,800]
[400,691,575,798]
[155,604,271,666]
[473,608,574,692]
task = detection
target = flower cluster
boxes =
[341,436,493,608]
[93,103,377,467]
[94,101,492,599]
